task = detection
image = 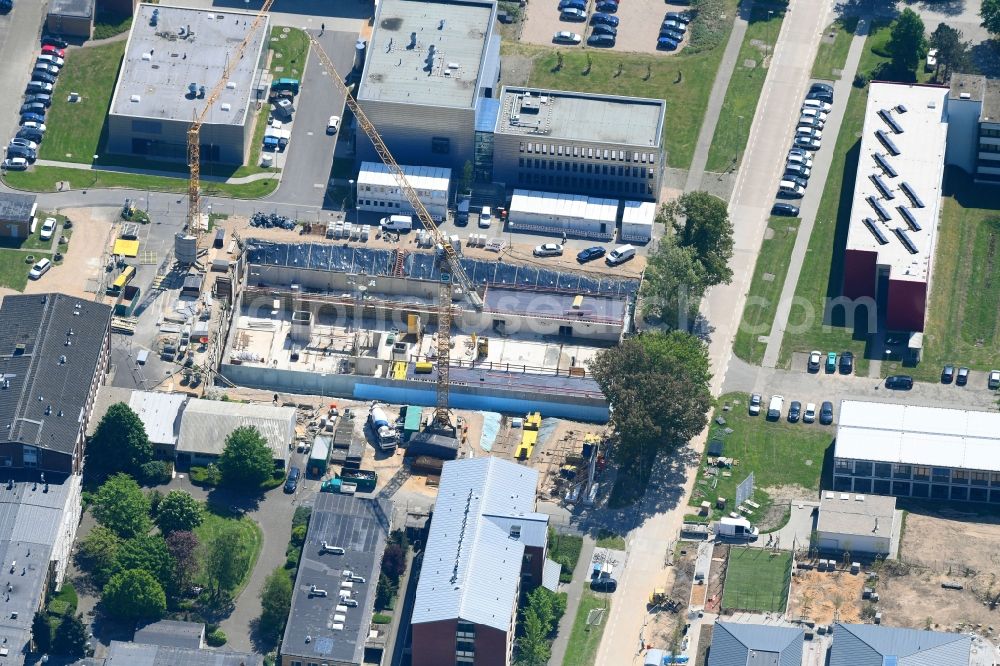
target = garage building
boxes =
[508,190,617,240]
[0,193,38,240]
[106,3,269,165]
[46,0,94,38]
[356,161,451,221]
[815,491,900,557]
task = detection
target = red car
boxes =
[41,44,65,57]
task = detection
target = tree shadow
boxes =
[970,40,1000,77]
[833,0,899,20]
[901,0,966,17]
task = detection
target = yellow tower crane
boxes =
[308,38,484,427]
[186,0,275,235]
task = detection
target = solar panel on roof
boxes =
[863,217,889,245]
[900,181,924,208]
[867,195,891,222]
[894,227,919,254]
[877,108,904,134]
[897,206,921,232]
[873,153,897,177]
[870,174,894,199]
[875,130,900,156]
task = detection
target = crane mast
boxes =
[308,38,484,426]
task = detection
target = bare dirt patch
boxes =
[788,568,867,625]
[644,546,696,651]
[24,206,117,300]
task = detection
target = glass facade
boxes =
[833,457,1000,504]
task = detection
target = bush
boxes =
[290,524,308,549]
[189,465,221,487]
[687,0,730,54]
[206,628,227,646]
[285,551,300,570]
[292,506,312,530]
[854,72,870,88]
[141,460,173,485]
[372,613,392,624]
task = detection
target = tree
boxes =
[929,23,970,80]
[86,402,153,477]
[660,192,734,286]
[460,160,474,194]
[92,474,151,538]
[516,587,565,665]
[887,9,928,76]
[218,426,274,488]
[375,573,397,610]
[639,236,707,328]
[382,543,406,579]
[102,569,166,621]
[52,613,88,658]
[204,524,251,601]
[590,332,712,472]
[166,531,200,595]
[258,568,293,646]
[32,610,51,654]
[982,0,1000,36]
[116,534,175,591]
[76,526,122,587]
[155,490,203,534]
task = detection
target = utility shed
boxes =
[508,190,618,240]
[308,435,331,478]
[0,193,38,239]
[620,200,656,243]
[46,0,95,38]
[816,492,900,557]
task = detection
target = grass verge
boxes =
[0,249,32,291]
[811,17,859,81]
[721,547,792,613]
[194,508,264,599]
[733,217,800,364]
[705,6,785,173]
[777,23,892,373]
[4,166,277,198]
[595,530,626,550]
[268,26,310,79]
[549,529,584,583]
[562,590,610,666]
[688,393,833,524]
[93,9,133,40]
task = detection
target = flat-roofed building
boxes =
[357,0,501,172]
[0,193,37,240]
[507,190,618,240]
[46,0,94,38]
[842,82,949,334]
[815,491,900,557]
[620,200,656,243]
[947,74,1000,185]
[832,400,1000,504]
[356,161,452,221]
[492,87,666,201]
[106,3,269,164]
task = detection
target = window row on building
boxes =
[518,141,658,164]
[515,172,654,196]
[834,459,1000,485]
[833,475,1000,503]
[517,157,655,179]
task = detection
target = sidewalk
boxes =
[759,19,871,369]
[34,158,280,185]
[549,534,596,666]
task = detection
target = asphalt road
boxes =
[0,1,48,154]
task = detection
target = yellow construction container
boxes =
[415,361,434,374]
[392,361,408,380]
[407,313,421,335]
[515,412,542,461]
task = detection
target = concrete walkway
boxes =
[34,158,281,184]
[683,2,751,193]
[759,20,871,369]
[550,534,596,666]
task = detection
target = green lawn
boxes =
[562,590,610,666]
[0,211,63,252]
[3,166,277,198]
[811,17,858,81]
[595,530,626,550]
[689,393,833,523]
[510,0,739,170]
[39,41,126,163]
[705,6,785,173]
[194,508,264,598]
[777,23,893,373]
[93,8,133,40]
[269,26,310,80]
[0,249,33,291]
[733,217,800,364]
[721,547,792,613]
[549,530,584,583]
[882,170,1000,381]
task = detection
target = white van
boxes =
[767,395,784,420]
[380,215,412,232]
[28,258,51,280]
[478,206,492,229]
[605,244,636,266]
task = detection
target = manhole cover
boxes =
[743,59,756,68]
[805,460,813,466]
[763,272,775,282]
[280,33,288,39]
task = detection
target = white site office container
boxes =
[356,161,451,221]
[508,190,617,240]
[620,200,655,243]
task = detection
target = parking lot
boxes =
[518,0,691,55]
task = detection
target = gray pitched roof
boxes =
[177,399,295,459]
[134,619,204,649]
[0,193,36,223]
[413,457,545,632]
[101,640,263,665]
[831,623,972,666]
[282,493,391,664]
[0,294,111,456]
[709,622,804,666]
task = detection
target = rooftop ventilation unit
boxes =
[130,95,141,103]
[150,8,159,27]
[873,153,897,178]
[895,104,908,113]
[870,174,894,200]
[408,32,417,49]
[875,130,900,156]
[878,108,903,134]
[897,205,921,232]
[862,218,889,245]
[867,195,891,222]
[900,181,924,208]
[894,227,919,254]
[221,103,231,111]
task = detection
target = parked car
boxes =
[41,44,66,58]
[839,351,854,374]
[800,107,828,122]
[802,99,832,113]
[10,138,38,152]
[825,351,837,373]
[533,243,564,257]
[587,33,616,46]
[797,116,824,130]
[33,63,59,76]
[590,12,619,26]
[810,82,834,95]
[777,180,805,198]
[793,135,821,151]
[42,36,70,49]
[28,257,51,279]
[20,113,46,126]
[558,0,586,8]
[990,370,1000,390]
[20,121,46,134]
[771,203,799,217]
[39,217,57,241]
[283,466,301,493]
[664,11,691,22]
[2,157,28,171]
[36,54,64,68]
[26,81,53,94]
[807,350,821,372]
[31,71,57,85]
[956,366,969,386]
[657,37,680,50]
[591,577,618,593]
[660,27,685,41]
[596,1,619,12]
[925,48,938,72]
[560,8,587,21]
[6,145,36,163]
[819,401,834,425]
[795,127,823,140]
[23,93,51,107]
[784,173,809,188]
[749,393,762,416]
[767,395,784,420]
[803,403,816,424]
[885,375,914,390]
[553,30,582,44]
[577,246,606,263]
[807,89,834,104]
[788,401,801,423]
[786,152,813,168]
[20,102,47,117]
[784,164,811,180]
[941,364,955,384]
[591,24,618,37]
[662,18,686,30]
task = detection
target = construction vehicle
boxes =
[307,38,484,431]
[515,412,542,461]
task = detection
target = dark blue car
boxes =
[657,37,679,50]
[576,246,606,263]
[20,113,46,126]
[591,24,617,36]
[596,1,618,12]
[283,466,300,493]
[590,12,619,26]
[558,0,586,9]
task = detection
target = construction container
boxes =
[308,436,331,478]
[415,361,433,374]
[114,285,141,317]
[339,469,377,493]
[508,190,617,240]
[620,200,656,242]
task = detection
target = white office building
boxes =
[356,161,452,222]
[508,190,617,240]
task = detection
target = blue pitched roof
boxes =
[830,624,972,666]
